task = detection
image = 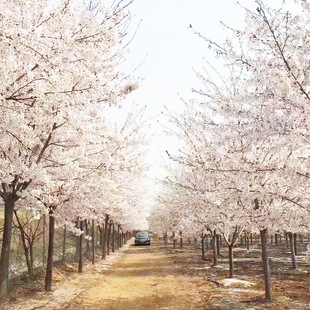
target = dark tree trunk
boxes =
[78,220,84,273]
[42,214,46,266]
[0,199,15,306]
[201,234,205,260]
[164,231,168,246]
[62,225,67,262]
[102,215,109,259]
[74,219,80,260]
[117,225,120,250]
[107,223,112,256]
[260,228,272,302]
[228,244,234,278]
[45,209,55,291]
[216,234,221,256]
[112,224,115,253]
[91,219,95,265]
[288,232,297,269]
[179,231,183,248]
[245,232,250,250]
[29,241,34,271]
[14,210,32,274]
[293,233,298,256]
[98,225,103,248]
[285,232,289,247]
[212,230,218,266]
[85,220,90,257]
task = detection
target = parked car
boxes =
[134,231,151,246]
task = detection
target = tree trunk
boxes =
[172,232,176,249]
[206,234,210,251]
[260,228,272,302]
[112,224,115,253]
[107,223,111,256]
[102,215,109,259]
[0,199,15,306]
[98,225,103,248]
[285,232,289,247]
[42,214,46,267]
[212,230,218,266]
[85,220,90,257]
[13,210,32,274]
[78,220,84,273]
[45,209,55,291]
[91,219,95,265]
[288,232,297,269]
[164,231,168,246]
[228,244,234,278]
[216,234,221,256]
[28,241,34,273]
[245,232,250,250]
[179,231,183,248]
[293,233,298,256]
[201,234,205,260]
[62,225,67,262]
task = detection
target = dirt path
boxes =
[68,243,202,310]
[6,240,203,310]
[6,238,310,310]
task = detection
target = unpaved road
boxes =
[6,239,310,310]
[68,243,202,309]
[6,239,203,310]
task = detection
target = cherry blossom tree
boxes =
[157,0,309,302]
[0,0,138,302]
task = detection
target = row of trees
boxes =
[0,0,150,307]
[150,0,309,302]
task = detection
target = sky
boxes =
[110,0,247,180]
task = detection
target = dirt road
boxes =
[6,240,203,310]
[69,244,202,309]
[6,238,310,310]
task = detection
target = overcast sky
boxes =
[113,0,247,179]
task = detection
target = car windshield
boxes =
[136,233,149,238]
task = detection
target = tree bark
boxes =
[14,210,32,274]
[102,215,109,259]
[228,244,234,278]
[45,209,55,291]
[62,225,67,262]
[0,199,15,306]
[78,220,84,273]
[91,219,95,265]
[216,234,221,256]
[85,220,90,257]
[172,232,176,249]
[201,234,205,260]
[179,231,183,248]
[107,223,112,256]
[112,224,115,253]
[288,232,297,269]
[42,214,46,266]
[293,233,298,256]
[260,228,272,302]
[212,230,218,266]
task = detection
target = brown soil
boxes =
[5,238,310,310]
